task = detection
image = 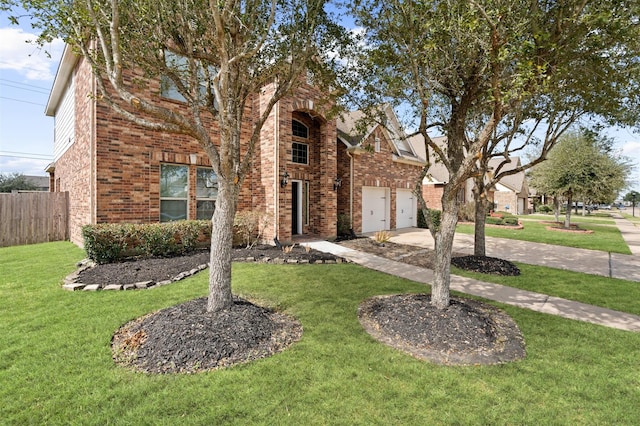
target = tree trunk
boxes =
[473,195,489,257]
[431,190,459,309]
[207,180,238,312]
[564,193,573,229]
[553,196,560,223]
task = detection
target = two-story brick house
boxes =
[45,47,424,245]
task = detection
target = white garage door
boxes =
[362,186,390,233]
[396,189,416,229]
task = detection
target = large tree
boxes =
[529,129,630,227]
[352,0,640,308]
[8,0,350,312]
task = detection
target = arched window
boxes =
[292,120,308,138]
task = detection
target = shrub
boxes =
[337,214,352,236]
[537,204,553,213]
[233,210,272,248]
[503,217,520,226]
[418,208,441,231]
[82,221,211,263]
[373,230,392,243]
[458,202,475,222]
[486,217,504,225]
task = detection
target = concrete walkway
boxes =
[307,216,640,332]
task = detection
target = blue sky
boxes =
[0,8,638,191]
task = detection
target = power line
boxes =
[0,96,46,107]
[0,78,50,92]
[1,82,50,95]
[0,150,52,158]
[0,154,52,160]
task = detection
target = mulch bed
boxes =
[77,244,339,285]
[358,294,526,365]
[112,296,302,374]
[96,239,527,373]
[542,221,594,234]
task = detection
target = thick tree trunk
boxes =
[553,196,560,222]
[207,181,238,312]
[431,191,459,309]
[473,195,489,257]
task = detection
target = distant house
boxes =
[45,46,424,245]
[408,135,529,214]
[24,175,50,192]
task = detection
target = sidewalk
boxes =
[307,215,640,332]
[386,220,640,283]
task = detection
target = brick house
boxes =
[408,135,529,214]
[45,47,424,245]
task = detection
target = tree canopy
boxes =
[351,0,640,308]
[6,0,351,312]
[0,173,38,192]
[529,129,630,226]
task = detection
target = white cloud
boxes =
[620,140,640,158]
[0,27,64,81]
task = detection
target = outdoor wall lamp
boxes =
[333,176,342,191]
[280,171,289,188]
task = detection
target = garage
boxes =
[396,189,416,229]
[361,186,390,233]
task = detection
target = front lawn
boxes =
[456,218,631,254]
[2,242,639,424]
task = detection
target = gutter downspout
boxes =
[346,149,354,227]
[273,101,279,241]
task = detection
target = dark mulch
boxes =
[339,238,520,276]
[451,255,521,276]
[99,239,526,373]
[358,294,526,365]
[77,244,338,285]
[112,296,302,374]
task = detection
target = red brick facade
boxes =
[49,54,421,245]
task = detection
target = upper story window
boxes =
[292,119,309,164]
[160,51,218,110]
[374,137,381,153]
[292,120,308,138]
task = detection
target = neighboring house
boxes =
[24,175,50,192]
[45,47,424,245]
[408,135,529,214]
[489,157,530,214]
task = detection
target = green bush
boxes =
[418,208,441,231]
[337,214,352,236]
[503,217,520,226]
[486,217,504,225]
[82,220,210,263]
[537,204,553,213]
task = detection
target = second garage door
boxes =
[362,186,390,233]
[396,189,416,229]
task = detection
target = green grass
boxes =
[452,263,640,315]
[457,218,631,254]
[2,242,640,424]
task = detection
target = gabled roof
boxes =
[489,157,527,193]
[337,105,424,166]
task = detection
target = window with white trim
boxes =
[374,137,381,153]
[160,164,188,222]
[292,119,309,164]
[196,167,218,220]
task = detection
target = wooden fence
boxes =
[0,192,69,247]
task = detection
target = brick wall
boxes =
[339,127,423,233]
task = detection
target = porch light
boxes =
[333,176,342,191]
[280,171,289,188]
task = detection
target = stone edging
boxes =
[62,256,349,292]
